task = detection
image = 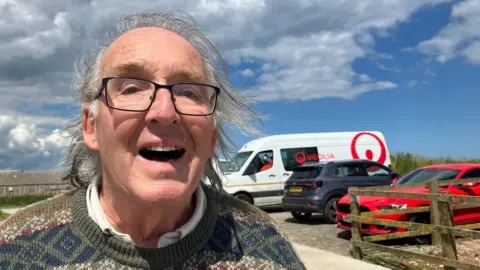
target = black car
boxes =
[282,159,400,224]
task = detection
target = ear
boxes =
[209,127,217,157]
[82,104,99,151]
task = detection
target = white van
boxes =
[221,131,391,207]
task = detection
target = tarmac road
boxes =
[266,209,352,256]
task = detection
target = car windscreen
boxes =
[395,168,460,185]
[290,166,323,179]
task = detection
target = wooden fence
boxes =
[348,177,480,270]
[0,183,71,197]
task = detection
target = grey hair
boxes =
[61,11,263,190]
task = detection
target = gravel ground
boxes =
[266,209,480,270]
[265,208,353,256]
[391,238,480,269]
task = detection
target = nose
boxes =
[145,88,180,125]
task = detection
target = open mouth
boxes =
[139,146,186,162]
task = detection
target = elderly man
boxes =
[0,11,305,270]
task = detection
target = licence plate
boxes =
[289,187,303,193]
[343,215,351,223]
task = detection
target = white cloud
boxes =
[358,74,372,82]
[8,123,39,150]
[369,52,394,60]
[241,68,255,77]
[463,41,480,64]
[424,68,437,76]
[406,80,417,88]
[0,1,72,61]
[376,63,402,73]
[0,114,70,169]
[5,117,69,152]
[37,128,70,157]
[1,0,450,106]
[417,0,480,64]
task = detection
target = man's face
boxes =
[83,27,216,203]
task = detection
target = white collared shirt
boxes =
[86,182,206,248]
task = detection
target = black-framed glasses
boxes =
[95,77,220,116]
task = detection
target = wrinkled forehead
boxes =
[101,27,207,82]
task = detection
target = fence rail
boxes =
[348,177,480,270]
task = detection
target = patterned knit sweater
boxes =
[0,187,306,269]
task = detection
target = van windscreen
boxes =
[291,166,322,179]
[230,151,253,172]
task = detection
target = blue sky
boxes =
[1,0,479,171]
[227,1,480,159]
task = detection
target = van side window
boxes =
[280,147,318,171]
[243,150,274,175]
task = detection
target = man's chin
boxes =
[132,181,192,203]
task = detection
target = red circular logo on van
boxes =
[350,132,387,164]
[295,152,306,164]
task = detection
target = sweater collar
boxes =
[71,185,218,269]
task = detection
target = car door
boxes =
[338,164,373,188]
[363,162,393,186]
[452,168,480,225]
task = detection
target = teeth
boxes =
[145,146,182,152]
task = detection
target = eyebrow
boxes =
[112,62,149,75]
[110,62,206,83]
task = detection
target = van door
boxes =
[241,149,282,206]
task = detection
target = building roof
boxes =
[0,171,65,186]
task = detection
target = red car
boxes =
[336,164,480,243]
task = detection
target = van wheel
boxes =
[291,211,312,221]
[324,197,340,224]
[234,193,253,205]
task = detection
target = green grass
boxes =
[391,152,480,175]
[0,195,51,208]
[0,210,9,220]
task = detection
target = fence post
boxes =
[428,180,442,247]
[349,193,363,260]
[437,200,458,270]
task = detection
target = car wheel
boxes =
[234,193,253,204]
[324,197,340,224]
[409,214,431,245]
[291,211,312,221]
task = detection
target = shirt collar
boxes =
[86,182,207,248]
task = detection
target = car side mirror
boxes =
[390,172,400,185]
[390,172,400,179]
